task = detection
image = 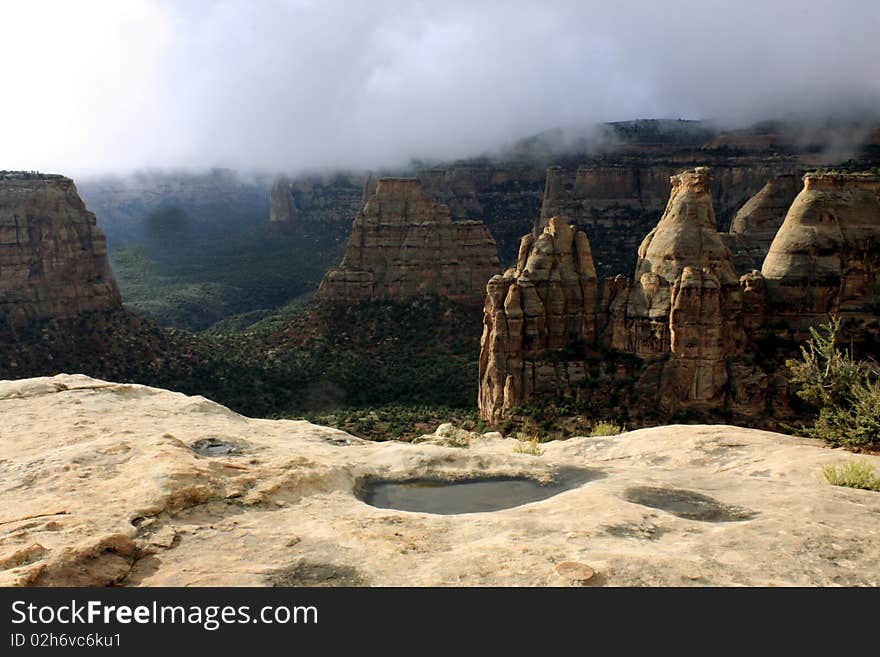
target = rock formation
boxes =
[726,174,801,271]
[761,172,880,339]
[536,163,783,279]
[3,374,878,587]
[0,172,122,326]
[316,178,500,306]
[479,217,597,421]
[605,167,747,410]
[269,177,298,222]
[481,167,769,423]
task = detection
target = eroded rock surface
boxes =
[0,172,121,325]
[726,174,801,271]
[316,178,500,305]
[1,375,878,587]
[761,172,880,341]
[605,167,748,411]
[479,217,598,421]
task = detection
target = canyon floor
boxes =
[1,374,878,587]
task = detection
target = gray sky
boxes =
[2,0,878,176]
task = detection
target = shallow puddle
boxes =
[190,438,241,456]
[358,467,600,514]
[623,486,757,522]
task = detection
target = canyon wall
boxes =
[316,178,500,306]
[0,172,122,326]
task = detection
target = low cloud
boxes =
[2,0,878,176]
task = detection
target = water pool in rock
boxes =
[190,438,241,456]
[358,467,600,514]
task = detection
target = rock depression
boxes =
[1,375,877,587]
[316,178,500,306]
[0,172,121,326]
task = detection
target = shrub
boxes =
[590,421,624,437]
[513,436,544,456]
[823,460,880,491]
[787,317,880,449]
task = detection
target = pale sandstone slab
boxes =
[1,375,878,587]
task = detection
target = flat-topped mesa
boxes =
[478,217,598,422]
[315,178,500,306]
[269,177,298,222]
[761,172,880,339]
[606,167,747,410]
[0,172,121,325]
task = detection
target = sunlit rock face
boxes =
[604,167,749,411]
[479,217,597,422]
[537,162,783,279]
[0,172,121,326]
[315,177,500,306]
[761,172,880,341]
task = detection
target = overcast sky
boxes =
[2,0,878,176]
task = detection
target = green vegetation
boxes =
[109,207,345,330]
[302,405,479,442]
[823,460,880,491]
[787,317,880,449]
[513,436,544,456]
[590,421,624,437]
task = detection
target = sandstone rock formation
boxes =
[269,177,298,222]
[0,172,121,326]
[726,174,801,271]
[479,217,597,421]
[536,163,784,279]
[761,172,880,339]
[316,178,500,306]
[2,374,878,587]
[604,167,747,410]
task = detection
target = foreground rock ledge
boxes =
[1,375,878,587]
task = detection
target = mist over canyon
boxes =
[3,1,880,592]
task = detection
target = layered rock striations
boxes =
[761,172,880,339]
[725,174,801,271]
[0,172,122,326]
[479,218,598,421]
[316,178,500,306]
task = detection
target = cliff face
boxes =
[761,172,880,339]
[725,174,801,271]
[0,172,121,325]
[478,218,597,421]
[269,177,298,222]
[316,178,500,306]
